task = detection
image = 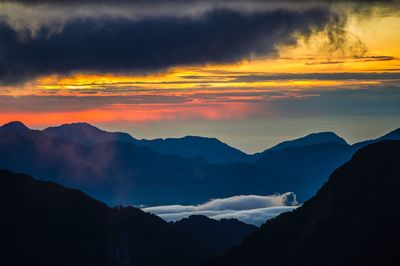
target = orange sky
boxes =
[1,10,399,151]
[3,14,400,98]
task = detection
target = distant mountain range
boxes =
[208,140,400,266]
[2,139,399,265]
[42,122,252,164]
[0,121,399,205]
[38,121,400,163]
[0,169,256,266]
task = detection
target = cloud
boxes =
[143,193,299,226]
[303,55,398,65]
[0,2,337,40]
[305,61,345,65]
[1,77,399,126]
[352,55,398,62]
[0,1,345,84]
[1,0,398,84]
[232,72,400,82]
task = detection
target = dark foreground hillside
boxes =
[0,170,253,266]
[208,141,400,266]
[173,215,257,257]
[0,170,204,266]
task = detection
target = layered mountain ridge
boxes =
[0,121,399,205]
[208,140,400,266]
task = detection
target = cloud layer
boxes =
[1,0,399,84]
[1,0,398,84]
[143,193,299,226]
[0,6,338,84]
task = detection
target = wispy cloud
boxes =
[352,55,398,62]
[0,79,399,127]
[143,193,299,226]
[305,61,345,65]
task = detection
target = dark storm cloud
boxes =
[1,0,399,84]
[0,7,337,84]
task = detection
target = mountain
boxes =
[0,169,206,266]
[173,215,257,256]
[0,124,348,204]
[41,123,356,165]
[207,140,400,266]
[353,128,400,149]
[43,122,135,145]
[249,129,400,200]
[42,122,400,165]
[137,136,252,164]
[3,123,261,205]
[382,128,400,140]
[1,121,400,205]
[4,140,399,266]
[0,126,203,205]
[267,132,348,151]
[42,122,251,164]
[0,121,33,135]
[254,141,354,200]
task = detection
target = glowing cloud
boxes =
[143,193,299,226]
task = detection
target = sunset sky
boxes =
[1,0,399,152]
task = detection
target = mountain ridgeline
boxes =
[208,141,400,266]
[173,215,257,257]
[0,121,399,205]
[1,140,399,265]
[42,122,252,164]
[0,170,256,266]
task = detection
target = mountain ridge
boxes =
[4,121,400,163]
[207,140,400,266]
[1,121,400,205]
[0,169,204,266]
[173,215,257,256]
[42,122,251,164]
[267,131,348,152]
[0,169,256,266]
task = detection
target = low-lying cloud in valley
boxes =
[143,192,299,226]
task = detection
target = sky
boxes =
[0,0,399,153]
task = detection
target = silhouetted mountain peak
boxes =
[352,127,400,149]
[151,135,227,146]
[179,214,214,223]
[45,122,104,134]
[43,122,135,145]
[268,131,348,152]
[140,135,250,164]
[382,128,400,139]
[0,121,30,133]
[176,215,254,226]
[174,215,257,256]
[182,135,220,142]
